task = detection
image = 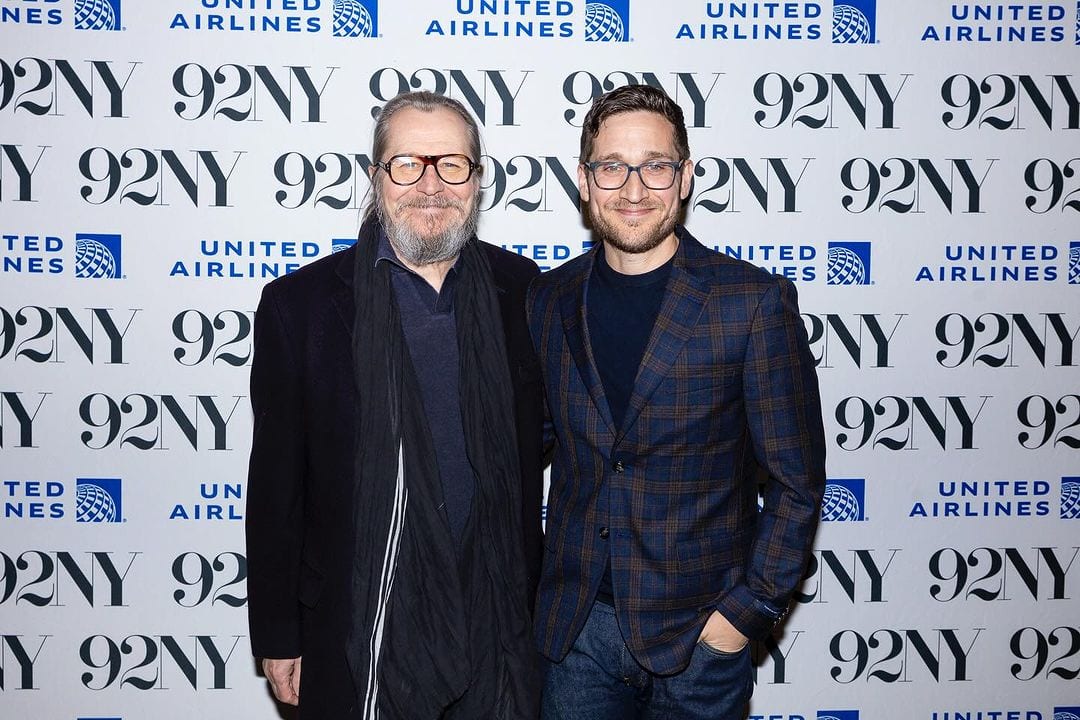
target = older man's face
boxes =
[374,106,480,266]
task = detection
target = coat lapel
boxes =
[332,222,383,334]
[616,231,711,444]
[558,250,616,434]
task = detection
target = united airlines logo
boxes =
[75,478,122,523]
[1055,708,1080,720]
[1075,1,1079,43]
[821,479,865,522]
[1069,242,1080,284]
[74,233,122,279]
[75,0,121,30]
[1063,478,1080,520]
[333,0,377,37]
[827,241,871,285]
[819,711,860,720]
[585,1,629,42]
[832,0,874,43]
[331,238,357,253]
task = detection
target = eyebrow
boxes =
[591,150,677,162]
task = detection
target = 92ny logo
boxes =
[834,395,990,451]
[79,148,243,206]
[0,551,138,607]
[928,546,1078,602]
[78,393,243,451]
[0,58,137,117]
[0,306,138,364]
[172,64,336,122]
[79,635,242,690]
[941,74,1080,130]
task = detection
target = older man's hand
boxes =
[263,657,301,706]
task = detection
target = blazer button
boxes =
[599,526,610,539]
[612,461,625,473]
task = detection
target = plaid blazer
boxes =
[527,226,826,675]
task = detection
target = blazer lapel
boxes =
[616,232,711,444]
[558,250,616,434]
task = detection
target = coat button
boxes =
[612,461,625,473]
[599,526,610,539]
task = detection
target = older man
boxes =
[246,91,543,719]
[529,84,826,719]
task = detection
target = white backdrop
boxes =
[2,1,1078,719]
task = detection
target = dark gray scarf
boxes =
[345,218,538,719]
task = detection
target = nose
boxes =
[414,164,446,195]
[619,167,649,202]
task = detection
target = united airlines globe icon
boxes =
[827,246,866,285]
[1054,713,1080,720]
[821,484,861,521]
[76,484,118,522]
[74,0,117,30]
[832,5,871,43]
[1062,481,1080,519]
[585,3,624,42]
[1068,245,1080,284]
[333,0,373,37]
[74,238,118,278]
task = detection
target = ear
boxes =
[678,159,693,201]
[577,164,591,204]
[368,163,378,180]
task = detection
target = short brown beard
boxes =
[587,200,677,256]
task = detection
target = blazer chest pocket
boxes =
[675,365,741,404]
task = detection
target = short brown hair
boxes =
[579,85,689,162]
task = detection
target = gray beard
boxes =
[377,196,479,266]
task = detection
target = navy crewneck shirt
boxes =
[587,246,674,603]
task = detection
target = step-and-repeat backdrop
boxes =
[2,1,1078,718]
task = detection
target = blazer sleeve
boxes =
[245,283,306,659]
[716,277,827,640]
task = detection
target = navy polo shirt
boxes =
[376,233,474,547]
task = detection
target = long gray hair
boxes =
[364,91,483,220]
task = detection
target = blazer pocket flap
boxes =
[297,558,325,609]
[676,530,750,575]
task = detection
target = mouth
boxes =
[612,205,658,222]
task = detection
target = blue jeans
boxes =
[541,601,752,720]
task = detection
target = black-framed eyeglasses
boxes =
[376,154,480,186]
[583,160,685,190]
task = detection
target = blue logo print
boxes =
[333,0,377,37]
[332,238,357,253]
[819,712,860,720]
[1062,478,1080,519]
[1069,242,1080,284]
[75,479,122,523]
[827,241,871,285]
[821,479,865,522]
[585,0,629,42]
[74,233,122,279]
[832,0,874,43]
[1055,708,1080,720]
[75,0,121,30]
[1076,2,1079,44]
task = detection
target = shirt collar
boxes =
[375,226,461,313]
